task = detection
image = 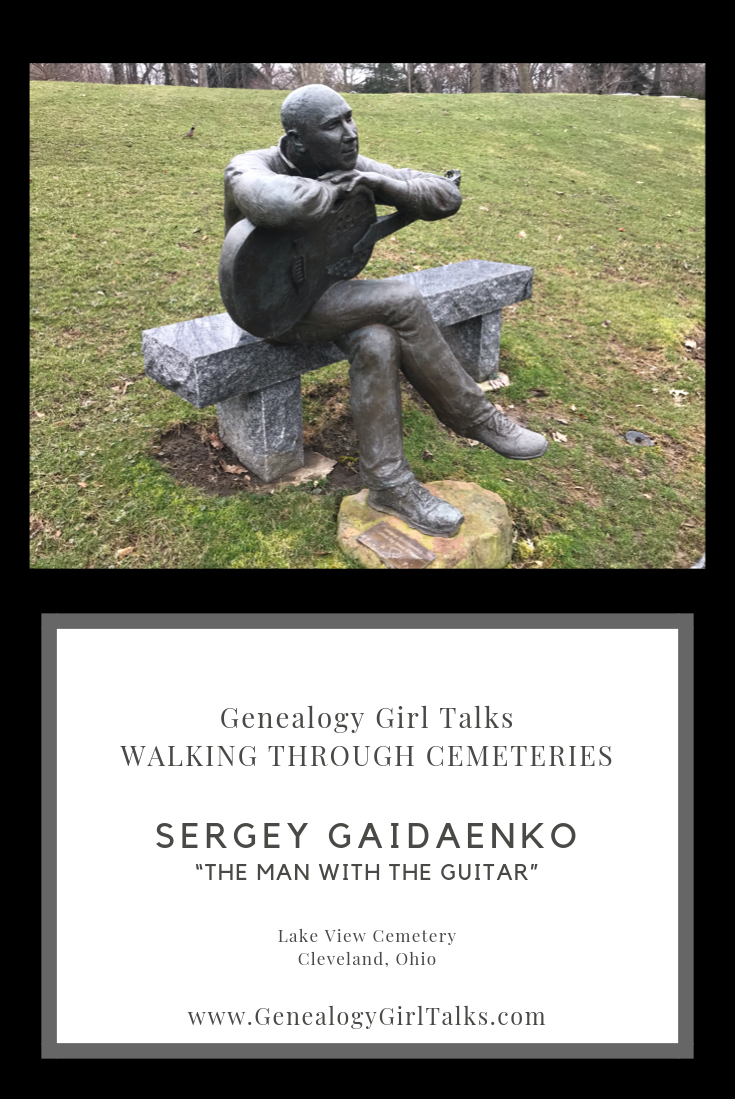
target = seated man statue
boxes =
[224,84,548,537]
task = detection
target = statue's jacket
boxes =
[224,134,461,236]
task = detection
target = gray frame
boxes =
[42,613,693,1059]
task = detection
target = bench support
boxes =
[442,310,501,383]
[217,376,304,483]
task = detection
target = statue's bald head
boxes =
[281,84,350,134]
[280,84,359,175]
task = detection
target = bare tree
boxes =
[293,62,327,86]
[197,63,208,88]
[31,62,106,83]
[516,63,533,93]
[259,62,279,89]
[650,61,662,96]
[126,63,138,84]
[469,63,481,93]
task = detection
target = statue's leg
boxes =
[276,284,464,536]
[283,278,491,434]
[335,324,414,491]
[282,279,546,460]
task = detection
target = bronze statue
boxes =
[221,85,547,537]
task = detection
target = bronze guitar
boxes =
[219,170,461,339]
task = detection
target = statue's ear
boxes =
[287,128,306,154]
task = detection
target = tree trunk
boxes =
[126,63,137,84]
[197,63,208,88]
[407,62,413,93]
[517,63,532,93]
[470,63,481,93]
[111,63,125,84]
[650,61,662,96]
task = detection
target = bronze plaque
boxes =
[357,521,436,569]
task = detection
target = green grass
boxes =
[30,83,704,568]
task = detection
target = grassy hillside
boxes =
[30,83,704,568]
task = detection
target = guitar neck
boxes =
[353,209,417,254]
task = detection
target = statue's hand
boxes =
[318,169,375,203]
[333,170,410,208]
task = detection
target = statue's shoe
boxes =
[471,404,548,459]
[368,480,464,538]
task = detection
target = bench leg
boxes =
[440,310,502,383]
[216,376,304,483]
[477,309,502,381]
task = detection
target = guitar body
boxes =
[219,189,378,338]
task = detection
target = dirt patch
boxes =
[656,431,704,474]
[58,328,82,345]
[154,411,363,497]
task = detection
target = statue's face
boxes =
[295,101,358,173]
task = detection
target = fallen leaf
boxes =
[641,493,652,499]
[518,230,527,238]
[421,449,434,460]
[501,478,514,483]
[208,433,224,449]
[468,440,479,447]
[71,233,76,238]
[556,191,565,195]
[54,530,61,538]
[77,482,87,488]
[557,234,562,241]
[570,405,577,411]
[619,228,625,232]
[111,385,120,392]
[551,431,568,443]
[479,205,489,211]
[413,265,422,270]
[669,389,689,397]
[115,546,136,558]
[202,234,209,240]
[390,237,396,242]
[221,462,247,474]
[684,339,697,349]
[555,417,569,424]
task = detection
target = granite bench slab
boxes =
[143,259,533,481]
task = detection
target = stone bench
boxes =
[143,259,533,483]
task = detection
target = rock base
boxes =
[337,481,512,569]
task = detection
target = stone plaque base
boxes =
[337,481,512,569]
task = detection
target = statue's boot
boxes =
[470,403,548,459]
[369,479,464,538]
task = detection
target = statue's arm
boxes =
[224,153,334,231]
[355,155,462,222]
